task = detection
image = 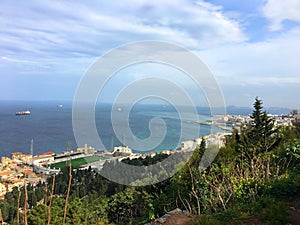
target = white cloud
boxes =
[0,0,247,61]
[0,0,299,107]
[246,76,300,85]
[262,0,300,31]
[194,26,300,107]
[1,56,38,64]
[198,26,300,80]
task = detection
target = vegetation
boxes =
[1,97,300,224]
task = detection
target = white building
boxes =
[181,140,196,151]
[76,144,95,154]
[0,183,7,198]
[113,146,132,155]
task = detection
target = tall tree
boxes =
[249,97,278,153]
[292,118,300,138]
[237,97,279,160]
[190,138,206,168]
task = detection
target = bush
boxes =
[262,173,300,199]
[261,201,288,225]
[192,215,221,225]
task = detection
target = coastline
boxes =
[0,108,298,198]
[0,101,293,157]
[0,130,230,198]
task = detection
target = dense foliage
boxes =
[1,97,300,224]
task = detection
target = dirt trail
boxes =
[149,199,300,225]
[286,198,300,225]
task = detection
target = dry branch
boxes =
[17,190,21,225]
[47,175,55,225]
[63,164,72,225]
[24,180,28,225]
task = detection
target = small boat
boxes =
[15,110,31,116]
[196,120,214,125]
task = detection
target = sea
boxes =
[0,100,291,157]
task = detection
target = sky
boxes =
[0,0,300,108]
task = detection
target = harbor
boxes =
[1,110,299,199]
[0,130,230,199]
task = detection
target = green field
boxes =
[49,156,106,169]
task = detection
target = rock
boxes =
[148,208,191,225]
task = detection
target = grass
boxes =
[48,156,106,169]
[192,215,221,225]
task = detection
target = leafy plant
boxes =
[192,215,221,225]
[261,200,288,225]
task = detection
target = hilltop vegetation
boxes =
[1,97,300,224]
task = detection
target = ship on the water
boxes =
[15,110,31,116]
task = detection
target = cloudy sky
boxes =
[0,0,299,108]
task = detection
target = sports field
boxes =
[49,155,106,169]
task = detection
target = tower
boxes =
[122,134,125,147]
[67,141,72,167]
[30,139,34,166]
[111,134,114,151]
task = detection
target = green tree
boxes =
[107,187,153,224]
[292,118,300,138]
[236,97,280,161]
[66,198,84,225]
[27,204,47,225]
[251,97,279,152]
[0,200,9,221]
[191,138,206,168]
[49,197,64,225]
[28,191,37,208]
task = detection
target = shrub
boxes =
[192,215,221,225]
[261,201,288,225]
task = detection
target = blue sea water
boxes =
[0,101,291,157]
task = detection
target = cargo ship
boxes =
[15,110,31,116]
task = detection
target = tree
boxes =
[237,97,279,160]
[251,97,264,128]
[27,204,47,225]
[66,198,84,225]
[191,138,206,168]
[249,97,277,150]
[292,118,300,138]
[28,191,37,208]
[107,187,153,224]
[0,200,9,222]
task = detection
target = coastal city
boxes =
[198,109,299,131]
[1,1,300,224]
[1,110,299,199]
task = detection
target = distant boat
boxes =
[15,110,31,116]
[196,120,214,125]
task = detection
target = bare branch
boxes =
[63,164,72,225]
[47,175,55,225]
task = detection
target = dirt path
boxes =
[286,198,300,225]
[149,199,300,225]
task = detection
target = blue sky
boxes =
[0,0,300,108]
